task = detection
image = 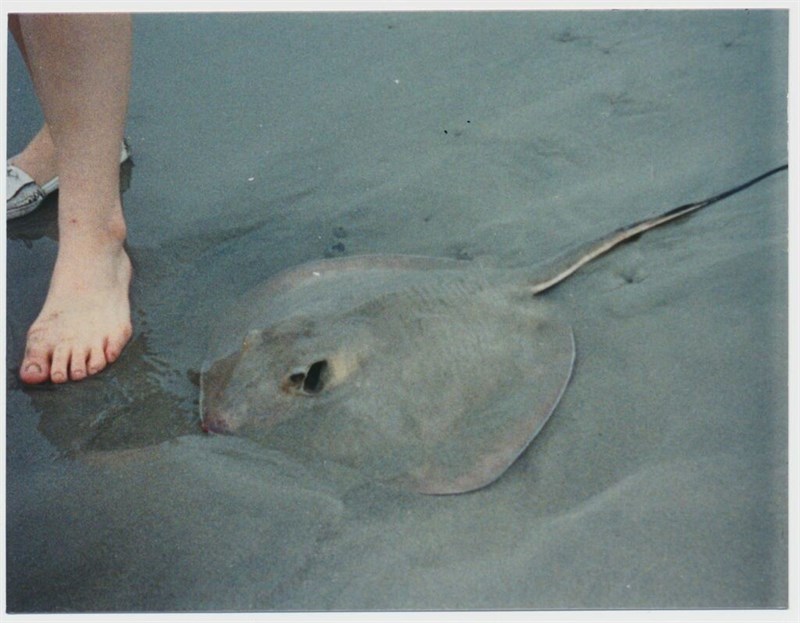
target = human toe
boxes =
[87,342,108,376]
[49,343,72,384]
[20,352,51,384]
[105,324,132,363]
[69,346,92,381]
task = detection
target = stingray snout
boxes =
[199,370,233,435]
[201,412,232,435]
[200,407,237,435]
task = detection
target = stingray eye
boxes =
[284,360,329,395]
[303,360,328,393]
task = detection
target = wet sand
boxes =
[5,11,789,613]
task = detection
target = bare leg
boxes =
[8,15,57,187]
[16,14,133,384]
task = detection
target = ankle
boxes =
[98,212,127,244]
[58,200,127,246]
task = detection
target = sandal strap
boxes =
[7,163,38,199]
[6,164,46,219]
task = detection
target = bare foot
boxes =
[20,219,133,384]
[13,14,134,384]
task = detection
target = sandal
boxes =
[6,140,131,220]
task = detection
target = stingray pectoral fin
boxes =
[401,324,576,495]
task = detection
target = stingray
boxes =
[200,165,787,495]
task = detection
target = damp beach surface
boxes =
[5,11,789,612]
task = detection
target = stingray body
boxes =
[200,165,787,495]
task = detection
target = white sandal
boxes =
[6,140,131,220]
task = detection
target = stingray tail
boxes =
[530,164,788,295]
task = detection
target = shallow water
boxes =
[5,11,789,611]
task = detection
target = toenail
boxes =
[24,362,42,374]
